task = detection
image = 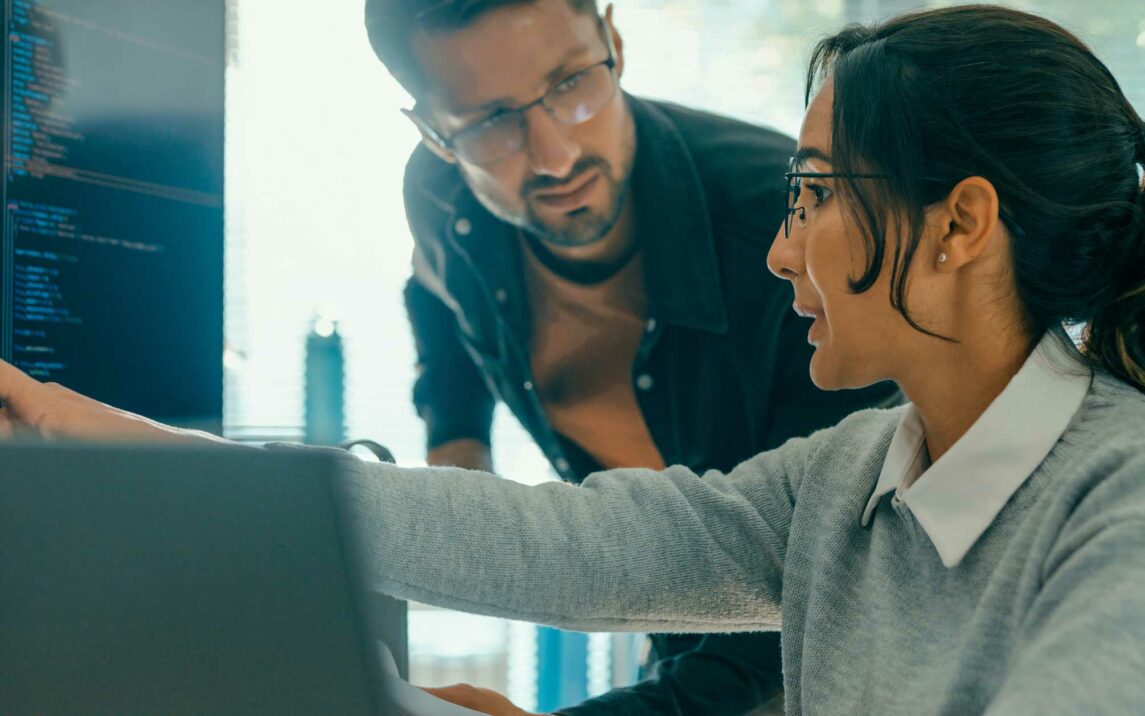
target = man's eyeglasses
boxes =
[782,162,1026,239]
[404,29,619,166]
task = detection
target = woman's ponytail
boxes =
[1085,127,1145,391]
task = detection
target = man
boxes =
[366,0,900,713]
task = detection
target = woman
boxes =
[2,5,1143,714]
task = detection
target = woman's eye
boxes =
[808,183,832,206]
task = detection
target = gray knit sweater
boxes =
[333,372,1145,715]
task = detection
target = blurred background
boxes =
[221,0,1145,711]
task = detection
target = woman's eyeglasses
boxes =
[783,169,883,238]
[782,161,1026,239]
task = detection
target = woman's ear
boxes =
[933,176,1002,272]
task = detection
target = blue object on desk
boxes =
[536,627,590,712]
[306,316,346,446]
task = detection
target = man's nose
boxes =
[523,106,581,178]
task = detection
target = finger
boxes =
[0,406,14,440]
[0,359,42,408]
[422,685,484,709]
[422,685,519,714]
[0,404,42,441]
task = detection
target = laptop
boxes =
[0,442,398,715]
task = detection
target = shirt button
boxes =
[554,458,570,473]
[636,374,654,391]
[494,289,508,304]
[524,380,534,391]
[454,217,472,236]
[645,318,657,333]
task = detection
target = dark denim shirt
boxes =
[402,95,902,715]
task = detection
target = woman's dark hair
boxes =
[806,4,1145,390]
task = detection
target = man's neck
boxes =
[527,194,638,284]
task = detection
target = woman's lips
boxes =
[807,316,824,345]
[793,303,825,345]
[532,171,601,212]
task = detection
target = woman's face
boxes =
[766,82,926,391]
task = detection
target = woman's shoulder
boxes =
[808,403,906,452]
[783,403,907,491]
[1041,372,1145,531]
[1039,370,1145,482]
[1068,371,1145,455]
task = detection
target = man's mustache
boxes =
[523,157,611,196]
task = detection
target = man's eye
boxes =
[477,112,510,130]
[553,73,583,94]
[460,111,513,138]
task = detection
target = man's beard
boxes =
[464,126,636,249]
[517,155,630,248]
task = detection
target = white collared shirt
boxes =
[860,331,1093,567]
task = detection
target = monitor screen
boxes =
[1,0,224,429]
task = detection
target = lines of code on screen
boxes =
[2,0,224,427]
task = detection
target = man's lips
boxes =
[532,170,601,211]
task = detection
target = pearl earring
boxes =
[938,253,948,264]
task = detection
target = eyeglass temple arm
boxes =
[401,107,452,151]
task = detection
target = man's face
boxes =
[412,1,635,248]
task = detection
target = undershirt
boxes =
[519,234,665,471]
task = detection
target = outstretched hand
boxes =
[422,684,542,716]
[0,358,218,444]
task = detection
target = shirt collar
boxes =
[860,331,1093,567]
[415,95,729,335]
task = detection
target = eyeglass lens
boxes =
[453,62,616,165]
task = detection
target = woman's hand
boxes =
[422,684,542,716]
[0,358,222,444]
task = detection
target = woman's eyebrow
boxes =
[791,146,832,168]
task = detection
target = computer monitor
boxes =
[0,442,397,715]
[1,0,225,430]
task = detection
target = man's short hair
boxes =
[365,0,599,99]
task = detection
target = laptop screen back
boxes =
[0,443,392,715]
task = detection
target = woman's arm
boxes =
[0,359,228,444]
[333,439,810,633]
[0,357,808,632]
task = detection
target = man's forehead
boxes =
[413,0,602,118]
